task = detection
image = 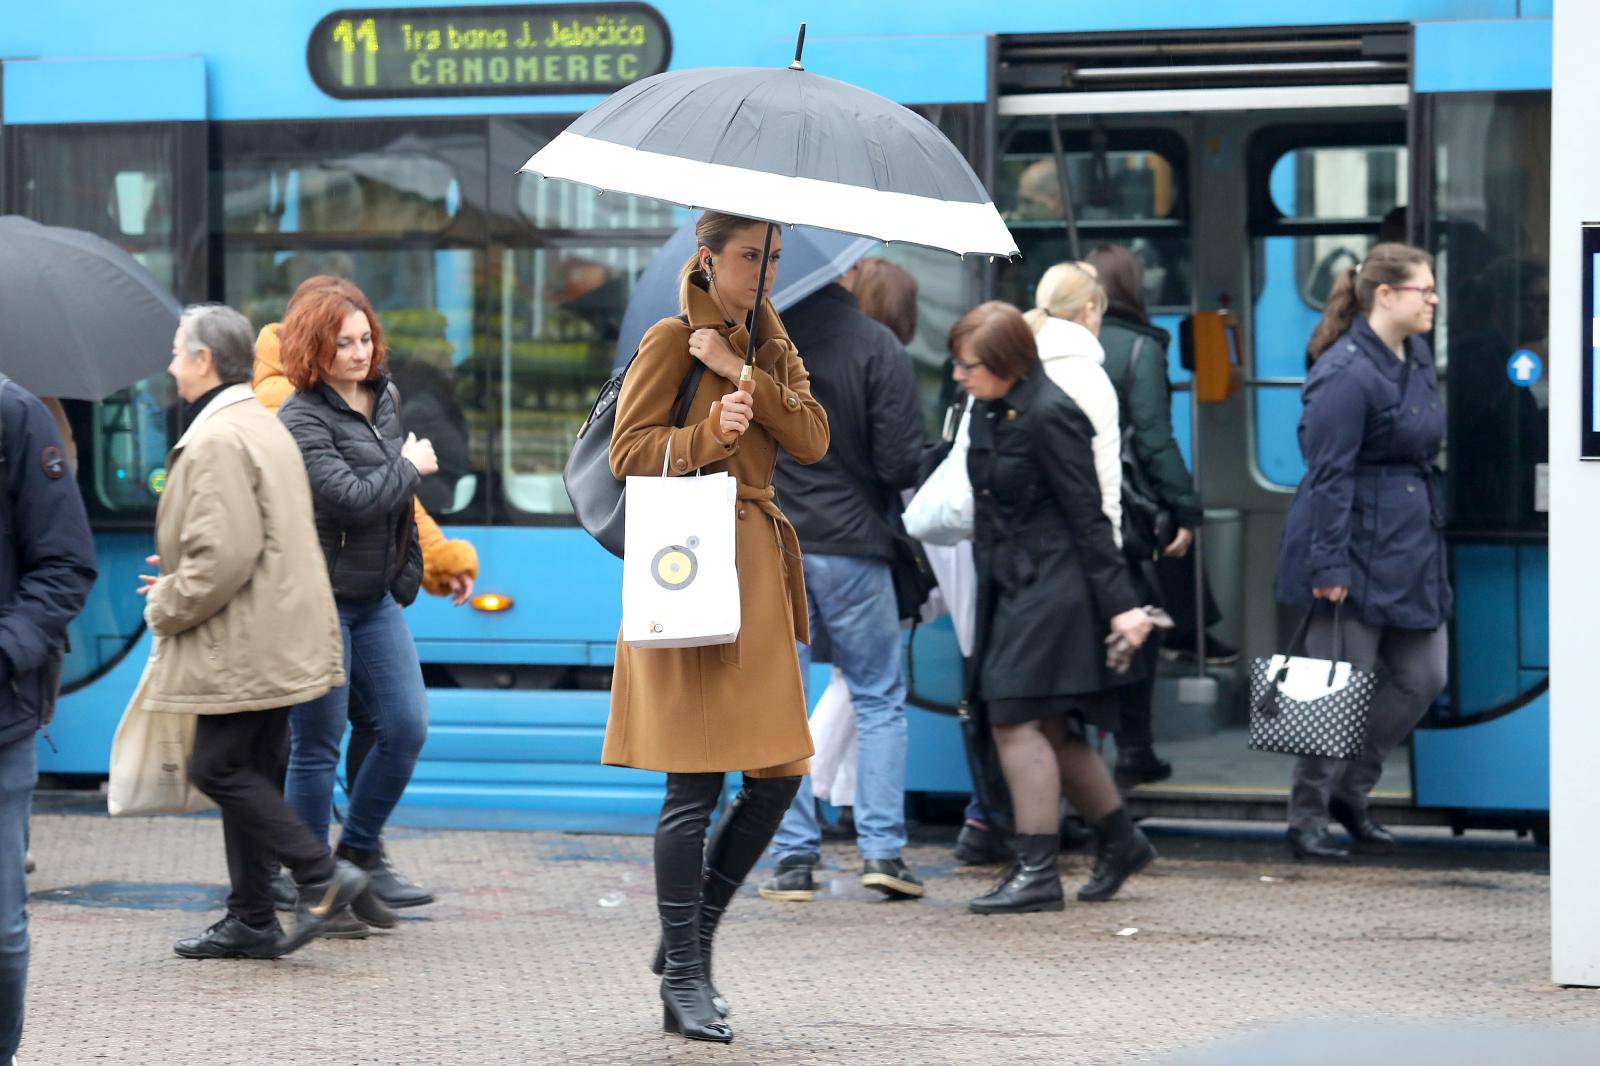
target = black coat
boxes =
[0,380,96,745]
[279,377,423,606]
[968,370,1140,703]
[772,284,924,559]
[1276,317,1450,629]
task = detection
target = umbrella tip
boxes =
[789,22,807,71]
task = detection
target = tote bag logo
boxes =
[651,539,699,590]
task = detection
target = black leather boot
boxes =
[655,773,732,1043]
[1328,796,1396,849]
[1287,825,1352,861]
[335,841,434,909]
[652,775,801,1019]
[1078,807,1157,901]
[968,833,1064,914]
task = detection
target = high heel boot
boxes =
[654,773,732,1043]
[1077,806,1156,901]
[968,833,1064,914]
[651,775,801,1018]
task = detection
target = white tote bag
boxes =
[903,400,973,545]
[621,443,741,649]
[106,654,215,817]
[808,668,858,806]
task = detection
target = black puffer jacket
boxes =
[279,377,423,606]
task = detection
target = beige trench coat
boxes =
[603,273,830,775]
[142,386,344,713]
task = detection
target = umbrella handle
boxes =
[741,222,777,382]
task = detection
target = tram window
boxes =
[223,246,484,519]
[221,153,460,235]
[517,179,689,232]
[998,148,1180,223]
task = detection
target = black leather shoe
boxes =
[954,822,1014,865]
[174,915,288,960]
[757,857,816,902]
[1113,748,1174,790]
[1287,826,1352,861]
[336,841,434,908]
[1329,797,1397,849]
[287,860,370,952]
[318,908,371,939]
[269,869,297,912]
[969,833,1064,914]
[862,857,924,899]
[1078,810,1157,902]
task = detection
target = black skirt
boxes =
[986,691,1119,731]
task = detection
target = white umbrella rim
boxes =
[520,131,1019,261]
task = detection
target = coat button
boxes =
[786,395,799,409]
[674,458,687,470]
[738,508,748,519]
[1407,484,1416,493]
[1411,406,1419,414]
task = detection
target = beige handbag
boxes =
[106,654,215,817]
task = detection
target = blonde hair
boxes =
[1022,261,1106,333]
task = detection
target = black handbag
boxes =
[1248,603,1378,760]
[562,318,704,559]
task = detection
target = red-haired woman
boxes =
[277,283,437,915]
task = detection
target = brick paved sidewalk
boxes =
[17,806,1598,1065]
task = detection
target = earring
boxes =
[704,261,715,283]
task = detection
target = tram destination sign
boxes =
[307,3,671,99]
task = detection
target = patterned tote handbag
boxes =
[1248,604,1378,760]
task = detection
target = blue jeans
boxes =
[771,554,908,863]
[0,735,37,1062]
[287,595,428,851]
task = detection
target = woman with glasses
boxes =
[1276,243,1451,861]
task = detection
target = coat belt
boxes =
[736,481,809,643]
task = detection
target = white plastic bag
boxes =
[903,400,973,545]
[808,668,857,806]
[621,444,741,649]
[922,540,977,657]
[107,654,215,817]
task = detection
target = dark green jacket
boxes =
[1099,314,1202,529]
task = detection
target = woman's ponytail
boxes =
[1022,306,1050,334]
[1307,267,1360,361]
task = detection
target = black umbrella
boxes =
[0,215,181,400]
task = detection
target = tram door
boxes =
[984,26,1420,812]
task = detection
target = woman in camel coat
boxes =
[609,212,828,1044]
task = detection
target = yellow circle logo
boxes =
[650,545,698,591]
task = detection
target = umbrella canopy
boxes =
[614,219,876,367]
[0,216,181,400]
[519,64,1017,260]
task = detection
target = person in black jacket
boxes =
[761,259,927,904]
[952,303,1159,914]
[278,281,436,919]
[0,374,96,1061]
[1276,243,1449,861]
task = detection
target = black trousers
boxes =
[1154,551,1221,645]
[190,708,335,927]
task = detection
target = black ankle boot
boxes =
[655,773,732,1043]
[1077,807,1156,902]
[968,833,1064,914]
[335,841,434,908]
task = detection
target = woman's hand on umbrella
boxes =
[1111,607,1154,649]
[711,390,754,444]
[689,329,745,381]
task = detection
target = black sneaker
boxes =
[285,860,370,952]
[861,857,924,899]
[757,858,816,902]
[953,822,1014,865]
[174,915,289,960]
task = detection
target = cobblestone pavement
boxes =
[17,802,1598,1065]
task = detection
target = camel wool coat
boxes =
[603,272,830,776]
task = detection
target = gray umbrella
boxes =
[519,45,1016,259]
[0,215,181,400]
[614,219,876,367]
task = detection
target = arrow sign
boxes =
[1507,349,1543,387]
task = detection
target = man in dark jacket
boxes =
[0,375,96,1062]
[761,268,927,903]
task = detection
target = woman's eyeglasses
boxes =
[952,357,986,375]
[1389,284,1438,299]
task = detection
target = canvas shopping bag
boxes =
[621,443,741,649]
[106,655,215,816]
[808,668,858,806]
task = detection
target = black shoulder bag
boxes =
[563,317,705,559]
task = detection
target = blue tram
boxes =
[0,1,1552,834]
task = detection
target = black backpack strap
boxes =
[667,314,705,429]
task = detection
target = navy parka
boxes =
[1275,317,1451,630]
[0,381,96,745]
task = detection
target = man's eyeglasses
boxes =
[1389,284,1438,299]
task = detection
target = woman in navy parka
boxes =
[1276,243,1450,861]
